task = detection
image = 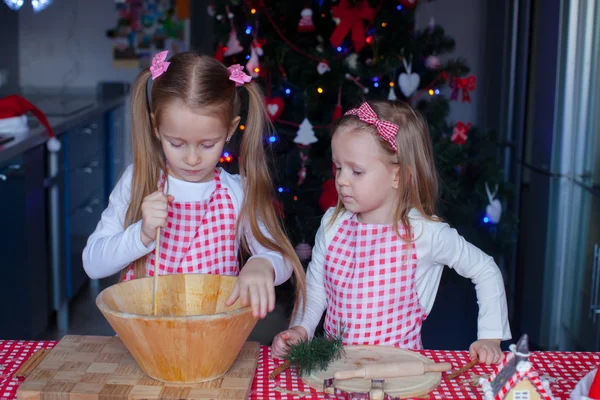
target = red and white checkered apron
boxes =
[123,169,239,281]
[323,218,427,349]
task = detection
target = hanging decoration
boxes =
[398,58,420,97]
[451,121,472,145]
[214,43,226,62]
[388,87,397,101]
[294,118,318,146]
[265,97,285,121]
[317,60,331,75]
[450,75,477,103]
[223,6,244,56]
[484,182,502,224]
[298,7,315,32]
[425,55,441,70]
[207,3,216,17]
[298,151,309,185]
[344,53,359,71]
[246,46,260,77]
[330,0,376,53]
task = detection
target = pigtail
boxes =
[238,81,306,316]
[122,68,166,280]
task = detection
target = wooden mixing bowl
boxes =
[96,274,258,383]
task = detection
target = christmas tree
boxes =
[211,0,517,267]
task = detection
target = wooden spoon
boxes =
[152,227,160,316]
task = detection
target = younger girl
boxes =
[83,51,305,319]
[272,101,510,364]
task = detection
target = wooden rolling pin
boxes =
[333,361,452,380]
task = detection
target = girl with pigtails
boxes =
[83,51,305,319]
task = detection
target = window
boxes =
[514,390,530,400]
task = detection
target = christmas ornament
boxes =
[223,31,243,56]
[450,75,476,103]
[246,46,260,78]
[269,330,345,379]
[388,87,397,101]
[207,4,216,17]
[451,121,471,145]
[330,0,375,53]
[298,8,315,32]
[216,14,224,21]
[316,44,325,53]
[298,151,309,185]
[319,178,338,211]
[317,60,330,75]
[425,55,441,70]
[214,43,225,62]
[398,58,420,97]
[398,0,417,9]
[294,118,318,145]
[252,39,264,56]
[265,97,284,121]
[484,182,502,224]
[344,53,359,71]
[295,242,313,262]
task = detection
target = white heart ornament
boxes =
[268,104,279,116]
[398,73,420,97]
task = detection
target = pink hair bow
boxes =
[344,102,399,150]
[228,64,252,86]
[150,50,171,80]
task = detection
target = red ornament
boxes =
[298,8,315,32]
[319,178,339,211]
[398,0,418,9]
[451,122,472,145]
[450,75,476,103]
[214,43,225,62]
[265,97,284,121]
[330,0,375,53]
[332,104,343,121]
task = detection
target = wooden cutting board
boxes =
[302,345,442,399]
[17,335,260,400]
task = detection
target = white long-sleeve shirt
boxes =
[83,164,293,285]
[291,208,511,342]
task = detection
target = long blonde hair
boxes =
[330,100,440,241]
[124,52,305,307]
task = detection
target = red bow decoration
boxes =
[451,122,472,145]
[330,0,375,53]
[450,75,476,103]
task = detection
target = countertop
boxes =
[0,90,128,164]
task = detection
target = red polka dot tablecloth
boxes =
[1,341,598,399]
[250,346,600,400]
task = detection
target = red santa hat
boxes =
[0,95,61,152]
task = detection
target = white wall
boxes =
[18,0,140,89]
